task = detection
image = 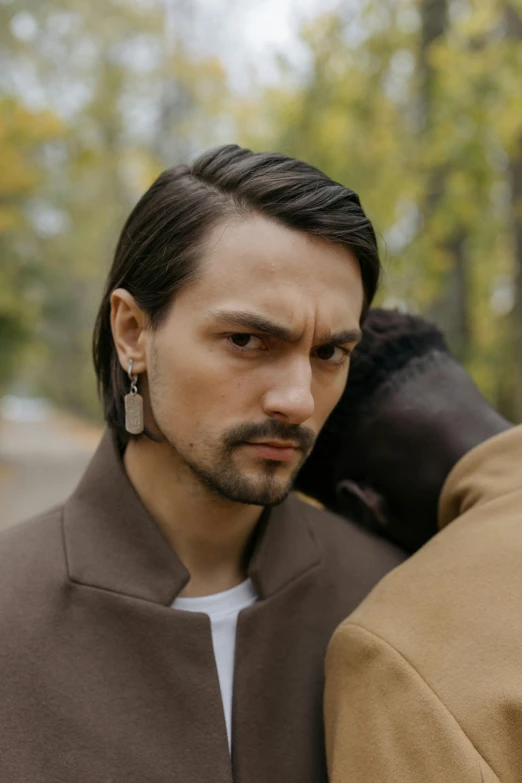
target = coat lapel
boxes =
[248,495,321,598]
[61,429,325,782]
[64,429,321,605]
[64,429,189,604]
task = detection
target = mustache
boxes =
[223,421,316,453]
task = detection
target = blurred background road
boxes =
[0,400,100,532]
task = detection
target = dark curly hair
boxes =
[295,308,450,507]
[93,144,381,445]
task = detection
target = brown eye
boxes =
[230,333,253,348]
[314,344,349,365]
[228,333,265,353]
[316,344,336,360]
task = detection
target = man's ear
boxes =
[110,288,148,374]
[335,479,391,535]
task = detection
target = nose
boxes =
[262,358,315,425]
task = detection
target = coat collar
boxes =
[438,424,520,531]
[63,430,320,604]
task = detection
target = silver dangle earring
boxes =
[124,359,144,435]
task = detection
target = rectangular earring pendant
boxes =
[125,392,144,435]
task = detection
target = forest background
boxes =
[2,0,522,423]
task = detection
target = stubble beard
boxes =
[148,380,314,505]
[183,447,304,507]
[156,424,310,507]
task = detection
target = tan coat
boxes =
[0,430,404,783]
[325,425,522,783]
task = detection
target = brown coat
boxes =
[0,430,404,783]
[325,425,522,783]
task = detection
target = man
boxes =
[0,146,405,783]
[312,309,519,782]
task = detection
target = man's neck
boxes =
[439,406,513,479]
[123,436,264,597]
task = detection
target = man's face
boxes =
[143,213,364,506]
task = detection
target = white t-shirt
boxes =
[171,578,258,750]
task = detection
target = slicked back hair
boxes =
[93,144,381,444]
[295,308,450,508]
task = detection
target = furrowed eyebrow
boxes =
[322,329,362,345]
[209,310,298,341]
[208,309,361,345]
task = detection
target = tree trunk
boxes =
[419,0,471,360]
[505,2,522,420]
[418,0,449,132]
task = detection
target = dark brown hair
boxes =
[93,144,381,443]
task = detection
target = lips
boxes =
[244,441,301,462]
[250,440,300,450]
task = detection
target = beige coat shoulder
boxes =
[325,426,522,783]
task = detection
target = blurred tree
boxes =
[240,0,522,419]
[0,97,62,392]
[2,0,522,420]
[0,0,230,417]
[504,0,522,418]
[418,0,470,360]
